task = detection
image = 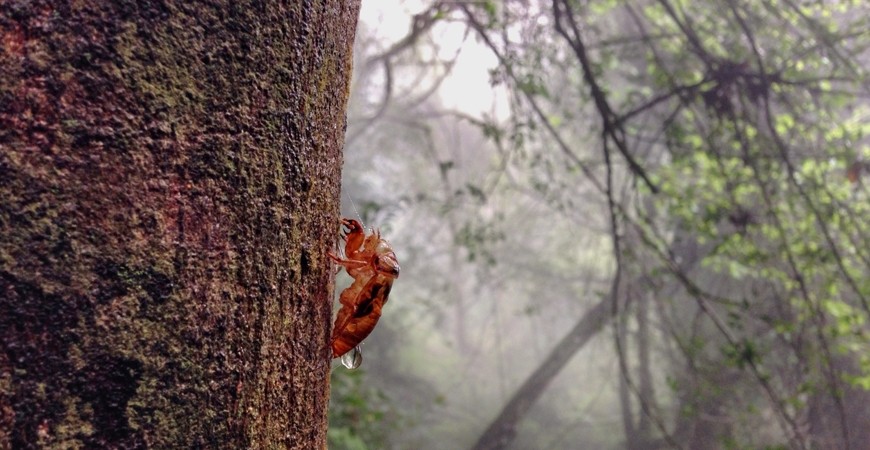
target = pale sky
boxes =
[359,0,508,119]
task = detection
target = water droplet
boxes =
[340,346,362,369]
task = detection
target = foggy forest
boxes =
[2,0,869,449]
[330,1,870,449]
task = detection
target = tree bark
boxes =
[0,1,359,448]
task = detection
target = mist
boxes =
[328,1,870,449]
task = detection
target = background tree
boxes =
[0,1,359,447]
[337,1,869,449]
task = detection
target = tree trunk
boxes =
[0,1,359,448]
[471,297,611,450]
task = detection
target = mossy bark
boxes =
[0,1,359,448]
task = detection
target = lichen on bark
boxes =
[0,1,360,448]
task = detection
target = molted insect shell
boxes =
[329,218,400,365]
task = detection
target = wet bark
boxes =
[0,1,359,448]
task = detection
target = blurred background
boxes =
[327,1,870,449]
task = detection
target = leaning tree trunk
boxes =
[0,1,359,448]
[472,297,611,450]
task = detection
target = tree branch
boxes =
[552,0,659,193]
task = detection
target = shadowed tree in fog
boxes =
[462,1,870,448]
[335,1,870,449]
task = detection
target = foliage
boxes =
[328,368,399,450]
[470,0,870,447]
[342,0,870,448]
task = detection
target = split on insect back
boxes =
[328,217,400,369]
